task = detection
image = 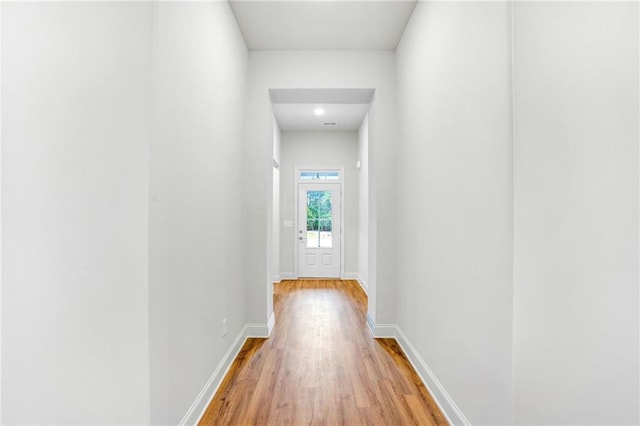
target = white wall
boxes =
[149,2,247,424]
[512,2,639,424]
[397,1,640,424]
[357,115,369,289]
[2,3,152,423]
[2,2,247,424]
[395,2,513,424]
[0,1,4,421]
[272,118,281,282]
[279,131,359,276]
[245,51,397,328]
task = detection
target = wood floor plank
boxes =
[199,279,449,426]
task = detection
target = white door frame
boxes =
[293,166,345,279]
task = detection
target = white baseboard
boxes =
[357,274,368,294]
[181,317,276,425]
[280,272,296,280]
[366,312,376,337]
[246,323,271,337]
[182,319,467,426]
[373,323,396,338]
[267,311,275,335]
[343,273,368,294]
[365,316,469,426]
[179,326,248,426]
[365,313,396,338]
[342,272,359,280]
[395,327,470,425]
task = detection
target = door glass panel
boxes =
[306,190,332,248]
[300,171,340,180]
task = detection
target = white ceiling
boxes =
[270,88,373,131]
[229,0,418,50]
[270,88,374,104]
[273,103,370,131]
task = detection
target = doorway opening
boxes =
[267,88,373,332]
[295,168,344,278]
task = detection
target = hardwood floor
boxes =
[199,279,448,426]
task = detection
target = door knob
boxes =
[298,236,304,241]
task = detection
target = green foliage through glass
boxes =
[306,191,333,248]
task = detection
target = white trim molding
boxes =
[182,319,468,426]
[342,272,359,281]
[267,312,276,335]
[272,274,281,284]
[356,274,368,294]
[366,312,376,336]
[179,326,248,426]
[180,318,276,425]
[394,328,470,426]
[365,313,396,338]
[0,2,3,420]
[280,272,296,280]
[365,315,470,426]
[346,272,368,294]
[246,323,271,338]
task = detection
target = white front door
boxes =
[297,183,341,278]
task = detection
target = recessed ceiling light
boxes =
[314,107,325,116]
